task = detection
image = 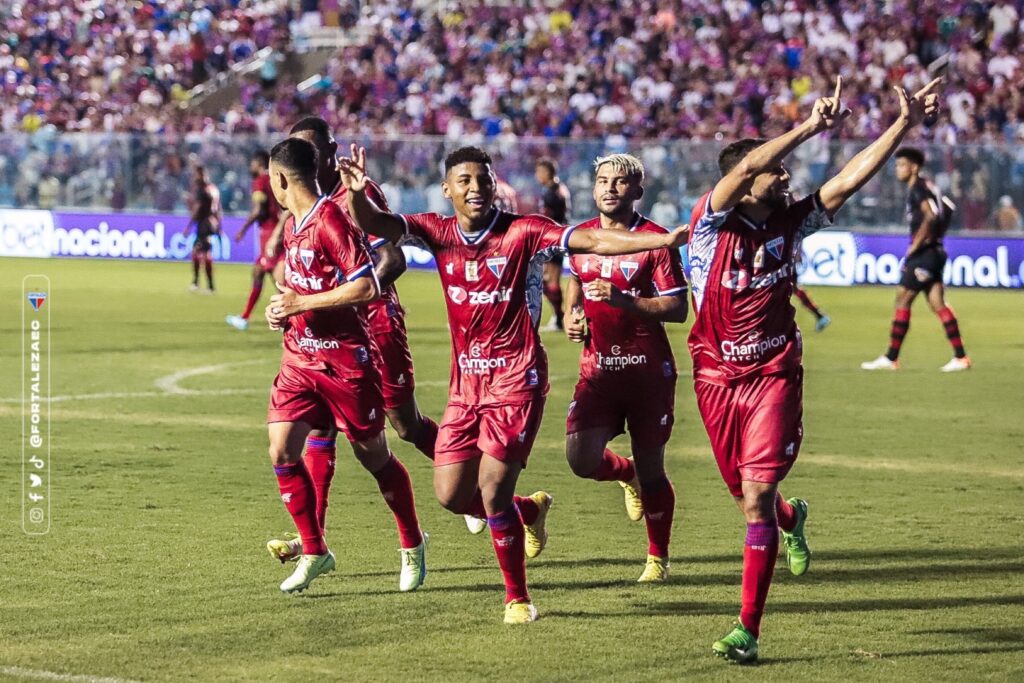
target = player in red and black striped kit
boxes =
[861,147,970,372]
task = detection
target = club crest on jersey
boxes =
[486,256,507,278]
[620,261,639,281]
[766,236,785,260]
[600,258,613,278]
[299,249,315,269]
[465,260,479,282]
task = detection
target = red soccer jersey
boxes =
[686,190,833,385]
[252,173,281,234]
[568,214,687,381]
[326,178,403,335]
[400,209,575,405]
[280,196,378,375]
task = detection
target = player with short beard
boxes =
[340,144,687,624]
[687,77,941,662]
[562,153,688,584]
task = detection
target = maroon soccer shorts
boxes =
[267,362,385,443]
[693,368,804,497]
[566,371,676,450]
[434,397,546,467]
[372,327,416,411]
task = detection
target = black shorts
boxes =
[900,245,946,292]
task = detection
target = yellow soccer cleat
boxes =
[523,492,552,559]
[620,476,644,522]
[267,535,302,563]
[637,555,670,583]
[503,599,540,624]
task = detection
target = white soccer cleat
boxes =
[860,355,898,371]
[226,314,249,331]
[399,532,428,592]
[940,356,972,372]
[279,551,336,593]
[464,515,487,535]
[540,315,563,332]
[188,283,200,292]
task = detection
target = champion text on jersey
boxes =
[297,335,342,352]
[596,344,648,371]
[720,333,788,363]
[486,256,507,278]
[458,345,508,373]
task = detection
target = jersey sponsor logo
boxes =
[447,285,468,304]
[766,236,785,260]
[296,335,342,352]
[465,260,479,281]
[721,261,794,291]
[719,333,788,362]
[600,258,613,278]
[458,345,508,373]
[299,249,315,269]
[287,269,326,290]
[596,344,648,371]
[466,288,513,305]
[486,256,507,278]
[660,414,669,426]
[914,267,933,282]
[281,493,292,504]
[620,261,639,281]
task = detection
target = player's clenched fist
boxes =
[584,279,627,307]
[564,306,587,343]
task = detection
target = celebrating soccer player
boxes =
[262,138,426,595]
[339,144,687,624]
[562,153,688,583]
[686,77,941,662]
[226,150,283,331]
[860,147,969,372]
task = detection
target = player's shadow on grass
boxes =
[649,593,1024,616]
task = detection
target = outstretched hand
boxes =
[807,76,852,132]
[338,144,370,192]
[896,77,942,127]
[664,224,689,250]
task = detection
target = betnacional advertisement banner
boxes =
[2,208,1023,288]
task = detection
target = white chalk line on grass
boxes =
[0,666,142,683]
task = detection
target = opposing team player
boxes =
[687,77,940,662]
[341,145,687,624]
[861,147,970,372]
[185,164,221,293]
[562,153,688,583]
[262,138,426,594]
[227,150,284,330]
[535,158,572,331]
[792,285,830,332]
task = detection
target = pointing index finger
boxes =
[833,75,843,100]
[913,77,943,99]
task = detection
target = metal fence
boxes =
[3,131,1023,233]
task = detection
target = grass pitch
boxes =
[0,257,1022,682]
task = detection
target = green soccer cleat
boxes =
[399,532,428,592]
[781,497,811,576]
[620,476,644,522]
[279,551,336,594]
[524,491,552,559]
[637,555,670,583]
[267,534,302,563]
[712,623,759,664]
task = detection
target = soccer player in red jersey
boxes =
[266,120,436,589]
[185,164,221,293]
[262,138,427,594]
[562,153,688,583]
[686,77,940,662]
[227,150,284,331]
[340,144,687,624]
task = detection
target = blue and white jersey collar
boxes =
[293,195,329,234]
[457,208,501,246]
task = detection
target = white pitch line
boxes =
[0,666,142,683]
[153,359,270,395]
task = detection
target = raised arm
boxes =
[339,145,407,243]
[373,240,408,289]
[819,79,942,215]
[567,224,688,255]
[710,77,849,213]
